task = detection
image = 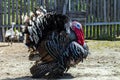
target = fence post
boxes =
[104,0,108,36]
[0,0,2,25]
[114,0,117,39]
[104,0,107,22]
[0,0,3,42]
[62,0,68,14]
[8,0,10,25]
[2,27,5,42]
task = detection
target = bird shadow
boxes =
[59,73,74,79]
[2,73,74,80]
[0,44,9,47]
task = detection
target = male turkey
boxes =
[22,7,89,78]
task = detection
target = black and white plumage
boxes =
[23,9,89,78]
[44,31,89,70]
[23,13,70,49]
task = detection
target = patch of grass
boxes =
[86,40,120,50]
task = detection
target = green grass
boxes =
[86,40,120,50]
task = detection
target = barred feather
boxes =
[24,13,70,49]
[30,61,64,78]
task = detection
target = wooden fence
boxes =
[0,0,120,41]
[0,0,86,41]
[85,0,120,40]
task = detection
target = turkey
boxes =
[22,7,89,78]
[5,22,23,45]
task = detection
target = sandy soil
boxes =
[0,40,120,80]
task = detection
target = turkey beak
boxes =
[65,26,70,34]
[65,22,72,34]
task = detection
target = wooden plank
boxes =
[97,0,100,21]
[86,0,90,38]
[117,24,120,37]
[4,0,7,25]
[113,24,117,38]
[86,15,90,39]
[86,0,89,23]
[50,0,53,9]
[24,0,26,15]
[79,0,82,11]
[0,0,2,25]
[36,0,39,6]
[0,28,3,41]
[0,0,3,41]
[83,25,86,38]
[100,0,103,22]
[35,0,37,8]
[56,0,63,13]
[27,0,30,16]
[117,0,120,21]
[2,27,5,42]
[20,0,22,24]
[97,25,99,39]
[76,0,79,11]
[2,0,7,42]
[110,0,112,21]
[88,25,90,38]
[96,0,100,39]
[8,0,10,25]
[16,0,19,24]
[0,25,21,28]
[114,0,117,21]
[103,25,106,36]
[90,0,92,23]
[12,0,15,22]
[89,26,92,38]
[68,0,71,11]
[107,25,110,37]
[110,25,112,38]
[116,0,118,21]
[67,11,86,15]
[85,22,120,26]
[31,0,34,11]
[118,25,120,37]
[86,25,88,39]
[71,18,86,21]
[107,0,110,22]
[81,0,83,11]
[114,0,117,38]
[62,0,68,14]
[36,0,38,6]
[93,25,95,38]
[71,0,74,11]
[100,25,102,38]
[45,0,49,10]
[54,0,57,10]
[84,0,86,10]
[111,0,114,21]
[92,0,96,22]
[81,0,84,11]
[67,11,86,19]
[41,0,44,6]
[119,25,120,36]
[104,0,107,22]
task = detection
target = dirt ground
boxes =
[0,40,120,80]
